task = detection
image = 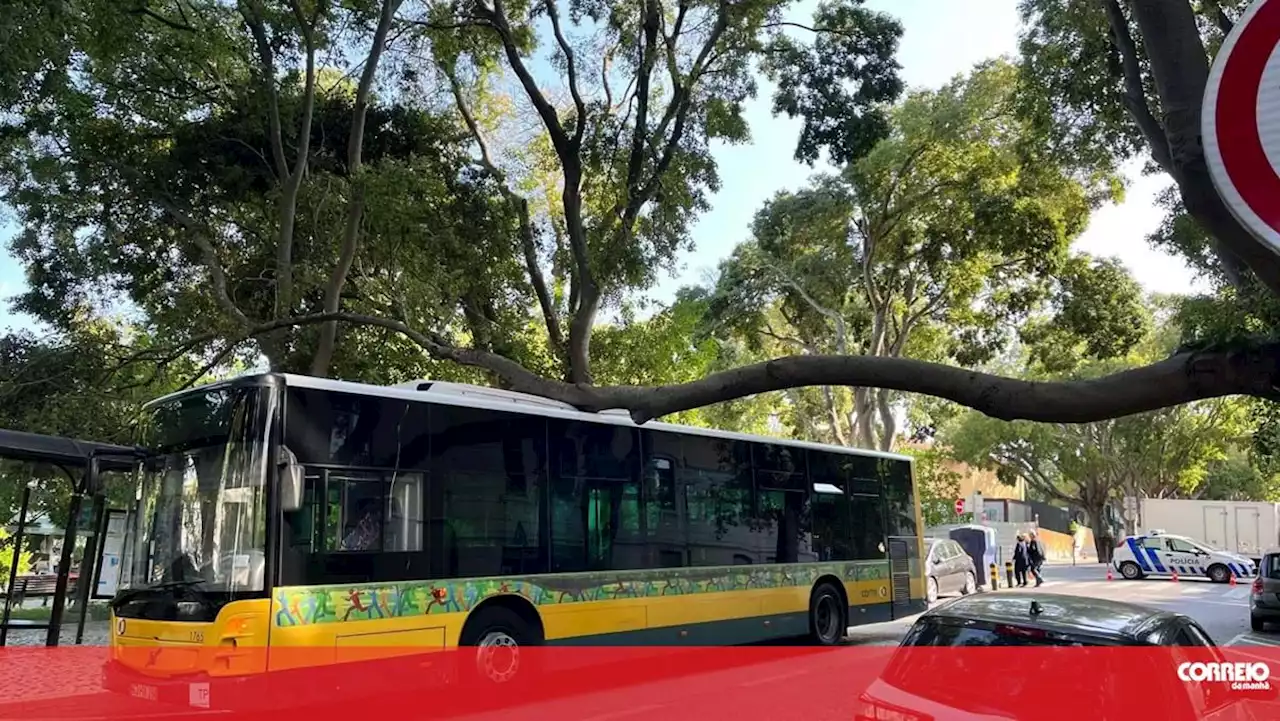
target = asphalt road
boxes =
[936,561,1258,646]
[5,562,1278,721]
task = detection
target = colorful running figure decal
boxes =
[273,560,894,628]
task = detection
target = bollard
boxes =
[990,563,1000,590]
[1005,561,1014,588]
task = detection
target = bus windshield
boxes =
[126,385,273,594]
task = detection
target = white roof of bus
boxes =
[148,373,912,463]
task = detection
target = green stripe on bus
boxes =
[273,560,900,627]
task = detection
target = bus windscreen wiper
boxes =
[110,579,207,608]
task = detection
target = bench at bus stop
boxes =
[0,574,81,625]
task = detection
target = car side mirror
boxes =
[278,447,304,512]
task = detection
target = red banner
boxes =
[3,645,1280,720]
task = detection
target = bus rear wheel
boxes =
[458,606,541,689]
[808,582,847,646]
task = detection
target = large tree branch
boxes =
[630,0,729,220]
[1127,0,1280,294]
[544,0,586,145]
[445,69,566,356]
[768,264,848,354]
[239,0,318,326]
[624,0,660,207]
[1100,0,1173,173]
[311,0,404,377]
[160,201,254,331]
[197,313,1280,428]
[238,0,289,178]
[474,0,591,380]
[1204,0,1234,34]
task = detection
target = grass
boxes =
[2,601,113,622]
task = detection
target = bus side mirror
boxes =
[278,447,304,512]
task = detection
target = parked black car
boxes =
[857,592,1273,721]
[923,536,977,604]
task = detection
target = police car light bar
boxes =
[1148,529,1165,535]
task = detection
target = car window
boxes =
[947,542,965,558]
[1182,622,1215,647]
[900,618,1117,648]
[1265,555,1280,580]
[1172,628,1205,646]
[1168,538,1200,554]
[881,633,1138,718]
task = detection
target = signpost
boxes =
[955,498,965,515]
[1203,0,1280,252]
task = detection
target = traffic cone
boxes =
[1230,572,1238,587]
[1171,570,1179,583]
[1106,568,1113,581]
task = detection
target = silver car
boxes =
[1250,550,1280,631]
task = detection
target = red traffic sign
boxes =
[954,498,965,515]
[1203,0,1280,252]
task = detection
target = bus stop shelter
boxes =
[0,428,138,646]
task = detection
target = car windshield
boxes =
[123,385,274,593]
[879,620,1157,716]
[900,619,1112,648]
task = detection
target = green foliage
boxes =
[700,59,1135,448]
[1014,0,1142,177]
[2,0,911,391]
[1198,449,1280,503]
[903,447,971,527]
[1021,256,1151,374]
[763,0,905,165]
[945,313,1252,521]
[0,320,197,526]
[0,527,34,590]
[1015,0,1277,359]
[592,291,780,433]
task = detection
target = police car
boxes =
[1113,530,1257,582]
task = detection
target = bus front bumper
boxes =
[101,660,269,715]
[102,651,457,715]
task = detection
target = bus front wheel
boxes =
[458,605,542,689]
[808,582,847,646]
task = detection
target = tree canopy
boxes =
[3,0,1280,453]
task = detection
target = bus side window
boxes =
[849,494,887,560]
[649,457,676,512]
[291,470,424,554]
[811,493,853,562]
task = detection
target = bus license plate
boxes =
[129,683,159,701]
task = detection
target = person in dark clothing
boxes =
[1013,534,1031,587]
[1027,531,1046,586]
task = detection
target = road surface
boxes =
[4,562,1278,721]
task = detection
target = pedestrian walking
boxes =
[1013,534,1031,587]
[1027,531,1046,587]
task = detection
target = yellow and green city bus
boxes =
[104,373,925,703]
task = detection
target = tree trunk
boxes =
[876,388,895,451]
[1085,502,1113,564]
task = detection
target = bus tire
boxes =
[808,582,846,646]
[458,605,542,690]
